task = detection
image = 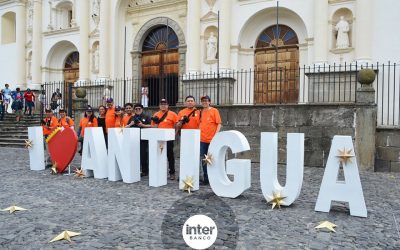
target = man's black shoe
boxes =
[140,173,148,177]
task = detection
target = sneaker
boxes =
[169,174,175,180]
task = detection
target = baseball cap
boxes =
[159,98,168,104]
[201,95,211,101]
[106,97,114,103]
[115,105,122,111]
[86,106,93,112]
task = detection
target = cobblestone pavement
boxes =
[0,148,399,249]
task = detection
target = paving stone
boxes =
[0,148,399,249]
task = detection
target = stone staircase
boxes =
[0,114,41,148]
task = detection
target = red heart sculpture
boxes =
[48,127,78,173]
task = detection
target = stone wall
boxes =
[375,128,400,172]
[147,102,375,169]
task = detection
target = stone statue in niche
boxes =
[206,32,217,60]
[93,45,99,73]
[335,16,350,49]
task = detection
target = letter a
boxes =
[260,133,304,206]
[315,136,367,217]
[81,127,108,179]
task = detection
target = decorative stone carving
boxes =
[92,44,100,73]
[92,0,100,27]
[205,0,216,10]
[206,32,217,60]
[335,16,350,49]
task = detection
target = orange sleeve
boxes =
[93,117,98,127]
[214,108,222,124]
[79,118,84,128]
[69,118,74,127]
[51,117,59,129]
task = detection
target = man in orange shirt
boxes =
[199,95,221,185]
[176,95,200,132]
[151,98,178,180]
[105,98,116,132]
[41,108,59,167]
[58,108,74,129]
[122,103,134,127]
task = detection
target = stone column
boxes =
[70,0,77,27]
[186,0,200,74]
[355,0,372,64]
[313,0,328,65]
[99,0,110,79]
[78,0,89,82]
[355,69,376,171]
[47,1,53,30]
[15,1,26,87]
[219,0,231,71]
[31,0,42,89]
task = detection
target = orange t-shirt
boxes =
[42,116,59,136]
[58,116,74,129]
[199,107,221,143]
[79,117,98,137]
[151,110,178,129]
[122,114,133,127]
[115,116,124,128]
[105,106,116,131]
[177,108,200,129]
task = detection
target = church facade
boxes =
[0,0,399,102]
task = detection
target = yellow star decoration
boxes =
[74,168,85,178]
[49,231,81,243]
[2,205,27,214]
[51,163,58,174]
[315,221,337,232]
[203,153,213,166]
[182,176,194,194]
[336,148,354,165]
[159,143,164,154]
[24,139,33,149]
[266,192,287,210]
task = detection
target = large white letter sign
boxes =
[28,127,45,170]
[179,129,200,192]
[141,128,175,187]
[208,131,251,198]
[260,133,304,206]
[107,128,141,183]
[315,136,367,217]
[81,127,108,179]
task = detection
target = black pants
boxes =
[140,140,149,174]
[0,104,4,120]
[167,141,175,175]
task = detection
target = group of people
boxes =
[0,84,36,122]
[42,95,221,185]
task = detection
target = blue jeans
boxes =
[0,104,4,120]
[200,142,210,182]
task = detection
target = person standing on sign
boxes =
[58,108,74,129]
[176,95,200,134]
[199,95,222,185]
[126,103,152,176]
[151,98,178,180]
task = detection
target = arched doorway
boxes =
[141,26,179,106]
[254,24,299,103]
[63,51,79,108]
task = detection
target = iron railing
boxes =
[40,62,400,127]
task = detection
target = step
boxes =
[0,142,25,148]
[0,134,28,139]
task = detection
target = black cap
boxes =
[86,106,93,112]
[201,95,211,101]
[115,105,122,111]
[134,103,144,109]
[159,98,168,104]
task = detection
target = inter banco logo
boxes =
[182,214,218,249]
